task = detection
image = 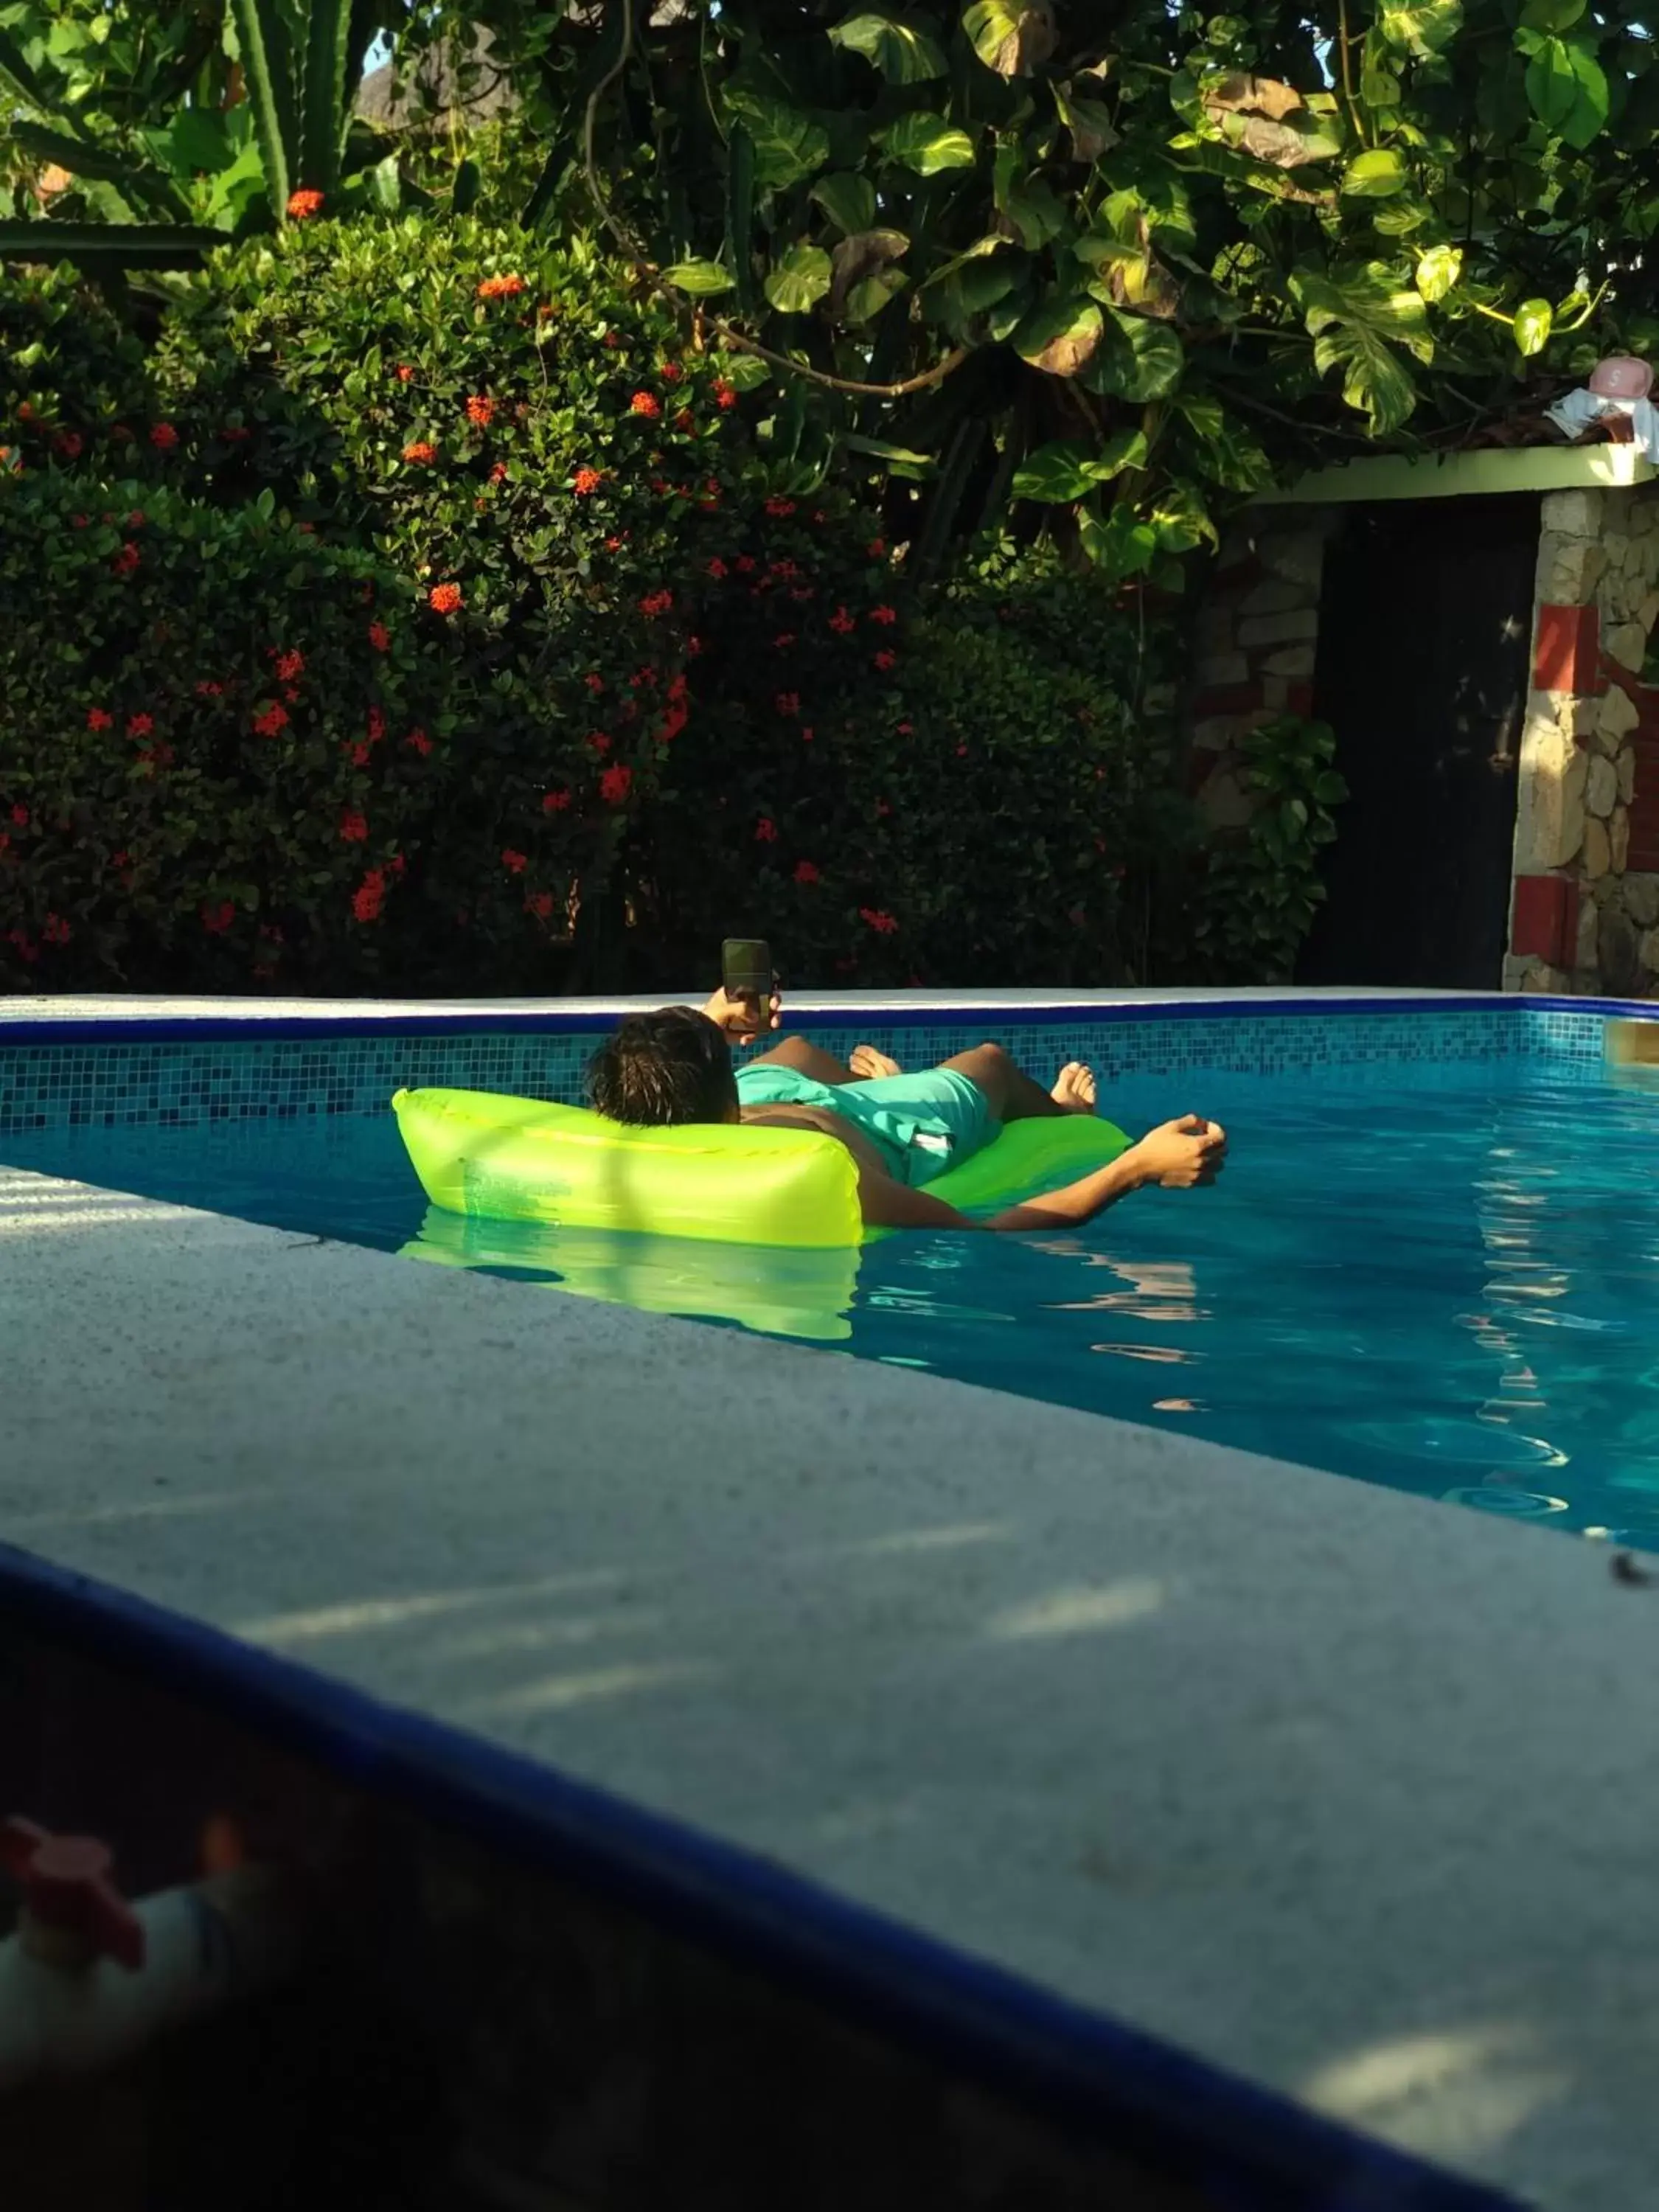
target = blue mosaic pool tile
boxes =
[0,1002,1613,1141]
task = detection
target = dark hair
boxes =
[586,1007,740,1127]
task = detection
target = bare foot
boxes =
[850,1043,902,1079]
[1051,1062,1097,1115]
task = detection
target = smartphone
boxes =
[721,937,773,1030]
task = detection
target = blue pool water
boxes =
[9,1055,1659,1540]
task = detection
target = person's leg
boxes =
[746,1037,904,1086]
[745,1034,858,1085]
[937,1042,1096,1123]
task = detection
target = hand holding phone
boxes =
[711,938,779,1043]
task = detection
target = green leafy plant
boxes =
[1190,715,1347,984]
[0,0,390,269]
[386,0,1659,581]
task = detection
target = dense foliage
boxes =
[1,224,1172,990]
[8,0,1659,578]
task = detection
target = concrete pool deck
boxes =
[6,1153,1659,2210]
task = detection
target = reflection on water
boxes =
[9,1065,1659,1539]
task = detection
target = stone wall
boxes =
[1507,482,1659,998]
[1187,511,1331,828]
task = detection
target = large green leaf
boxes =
[811,172,877,234]
[1413,243,1462,301]
[1379,0,1463,58]
[0,219,221,271]
[1010,440,1096,501]
[663,258,737,295]
[1524,35,1608,147]
[1079,500,1159,579]
[725,90,832,189]
[1342,148,1410,198]
[0,26,52,113]
[764,243,834,313]
[1293,264,1430,432]
[879,112,978,174]
[230,0,299,215]
[1085,305,1185,400]
[962,0,1057,77]
[1011,296,1102,375]
[828,13,948,83]
[1513,297,1553,354]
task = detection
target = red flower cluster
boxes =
[394,364,415,383]
[369,620,391,652]
[874,650,897,672]
[465,394,495,427]
[661,361,684,384]
[86,708,112,731]
[126,713,153,739]
[339,810,368,843]
[869,605,897,626]
[201,900,234,934]
[599,765,632,805]
[524,891,556,920]
[53,431,82,459]
[638,589,672,618]
[286,189,324,220]
[572,467,604,496]
[404,727,432,757]
[584,672,605,694]
[793,860,821,886]
[776,692,799,717]
[828,607,855,636]
[765,497,796,519]
[501,847,528,874]
[352,869,386,924]
[860,907,899,935]
[755,817,778,844]
[706,557,727,580]
[10,805,27,827]
[403,441,438,465]
[42,914,71,947]
[273,647,305,682]
[543,787,572,813]
[489,462,509,484]
[476,273,526,300]
[150,422,178,451]
[587,731,611,756]
[252,702,288,738]
[713,381,737,411]
[429,583,462,615]
[629,392,661,420]
[112,543,140,577]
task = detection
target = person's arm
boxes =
[855,1117,1227,1232]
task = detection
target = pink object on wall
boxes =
[1589,356,1653,400]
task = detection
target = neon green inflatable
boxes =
[392,1085,1130,1249]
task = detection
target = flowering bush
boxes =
[0,473,607,989]
[2,223,1177,990]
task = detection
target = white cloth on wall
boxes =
[1545,387,1659,463]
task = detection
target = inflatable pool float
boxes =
[392,1086,1131,1249]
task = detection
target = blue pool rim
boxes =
[0,990,1649,1047]
[0,1537,1519,2211]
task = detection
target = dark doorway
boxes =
[1298,493,1539,988]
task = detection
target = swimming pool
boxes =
[7,995,1658,1541]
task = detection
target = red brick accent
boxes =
[1510,873,1579,967]
[1284,681,1315,717]
[1629,733,1659,871]
[1533,605,1601,695]
[1190,684,1261,719]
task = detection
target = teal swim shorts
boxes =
[734,1064,1000,1187]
